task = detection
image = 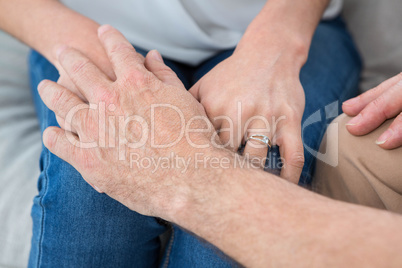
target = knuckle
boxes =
[283,106,302,122]
[240,99,256,116]
[51,88,68,109]
[156,65,174,79]
[110,42,133,55]
[287,151,305,168]
[79,112,96,134]
[137,88,155,104]
[371,94,385,109]
[96,88,119,103]
[368,84,382,97]
[85,116,97,135]
[368,96,388,118]
[71,59,91,75]
[120,69,146,87]
[280,103,296,113]
[135,72,156,89]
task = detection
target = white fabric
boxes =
[62,0,343,66]
[0,31,40,267]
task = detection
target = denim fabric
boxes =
[29,16,360,267]
[29,50,167,268]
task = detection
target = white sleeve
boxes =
[323,0,343,20]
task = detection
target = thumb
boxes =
[189,80,200,100]
[144,50,184,88]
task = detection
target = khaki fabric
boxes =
[314,114,402,213]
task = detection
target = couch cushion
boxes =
[343,0,402,91]
[0,31,40,268]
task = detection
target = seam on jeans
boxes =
[162,225,175,268]
[303,64,361,185]
[37,148,49,267]
[35,68,50,267]
[37,133,50,267]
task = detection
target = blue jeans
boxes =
[29,17,360,267]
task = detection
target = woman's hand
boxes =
[189,0,329,183]
[190,40,306,183]
[343,73,402,149]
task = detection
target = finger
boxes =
[44,127,103,193]
[56,115,78,134]
[243,129,271,169]
[57,73,85,100]
[189,80,200,100]
[38,79,88,132]
[218,102,257,152]
[343,73,402,116]
[98,25,146,77]
[144,50,184,88]
[57,46,111,102]
[43,127,81,167]
[277,123,304,184]
[218,116,246,152]
[346,81,402,136]
[218,112,250,152]
[56,115,65,128]
[376,112,402,150]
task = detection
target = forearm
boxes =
[171,151,402,267]
[237,0,330,69]
[0,0,113,76]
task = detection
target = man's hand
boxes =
[343,73,402,149]
[39,25,215,220]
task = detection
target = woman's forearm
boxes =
[237,0,330,69]
[0,0,113,76]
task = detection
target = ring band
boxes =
[246,134,272,148]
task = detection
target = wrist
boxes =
[235,0,327,70]
[21,1,115,79]
[167,147,263,227]
[165,147,234,223]
[236,26,310,71]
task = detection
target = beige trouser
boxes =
[313,114,402,213]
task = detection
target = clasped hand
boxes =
[39,25,218,220]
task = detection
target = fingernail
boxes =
[43,128,55,148]
[37,80,46,90]
[56,45,68,59]
[98,24,112,36]
[346,114,362,126]
[89,182,102,193]
[150,50,163,62]
[343,96,360,106]
[376,129,393,145]
[93,185,102,193]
